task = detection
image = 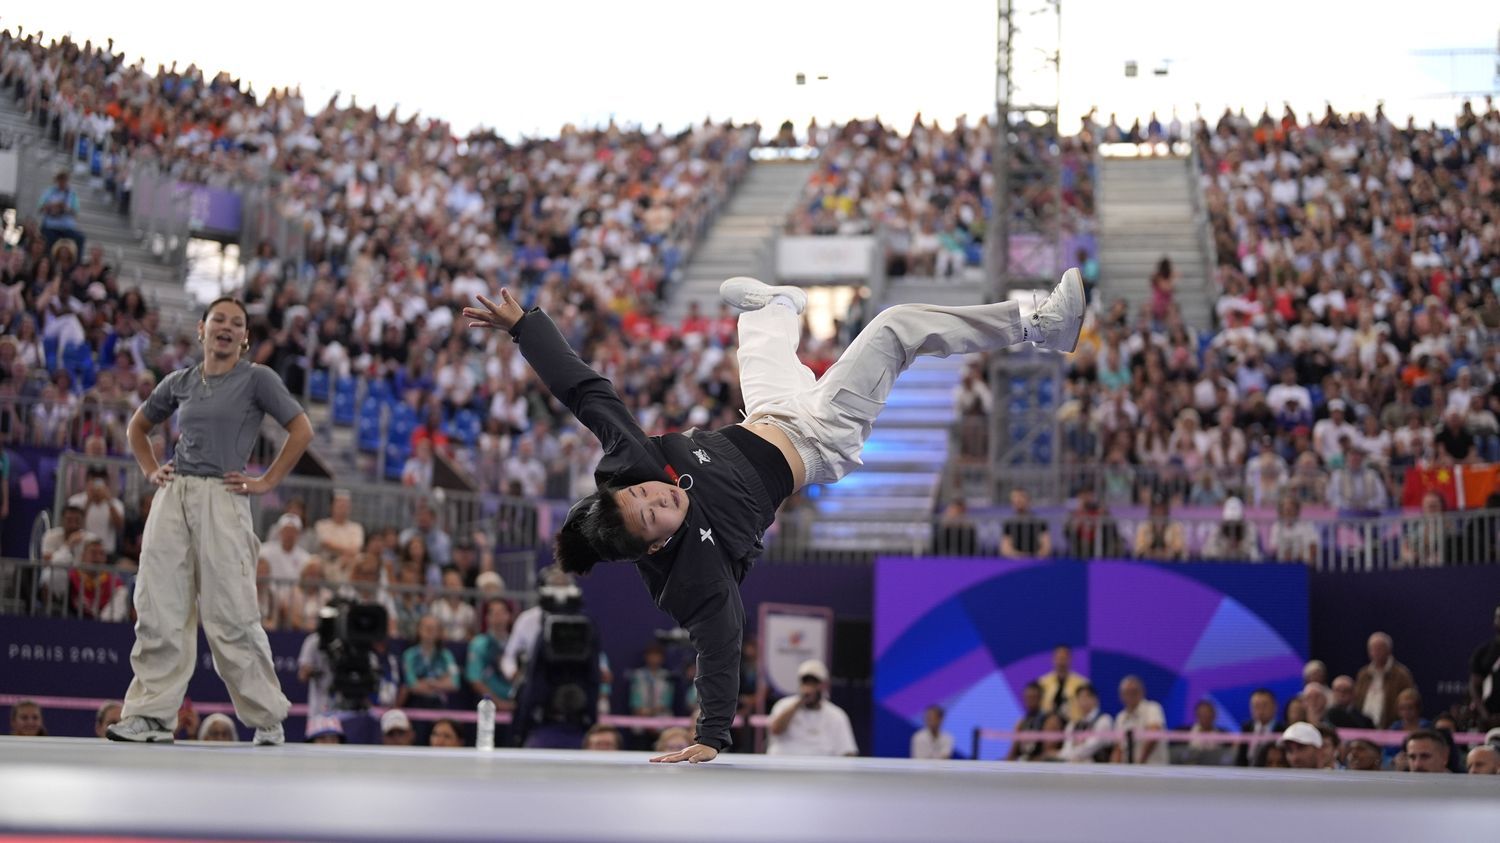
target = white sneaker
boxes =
[1026,267,1086,352]
[720,276,808,314]
[106,715,174,743]
[253,723,285,746]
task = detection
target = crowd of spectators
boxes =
[1054,100,1500,532]
[785,115,1095,278]
[981,638,1499,773]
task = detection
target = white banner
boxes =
[776,235,876,280]
[760,604,832,697]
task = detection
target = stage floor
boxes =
[1,737,1496,842]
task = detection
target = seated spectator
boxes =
[259,513,311,599]
[1268,497,1320,564]
[932,499,979,556]
[381,710,416,746]
[1279,722,1323,769]
[1326,675,1375,729]
[1006,682,1048,761]
[306,716,346,745]
[1466,745,1500,775]
[401,500,453,574]
[1001,488,1051,558]
[339,554,400,637]
[428,567,477,642]
[38,171,82,253]
[1178,700,1231,767]
[910,705,955,760]
[1404,729,1451,773]
[429,718,465,748]
[1200,497,1260,561]
[1313,401,1357,465]
[767,659,858,757]
[286,559,332,632]
[583,724,622,751]
[315,490,364,568]
[1133,492,1186,562]
[402,615,460,709]
[68,535,126,620]
[8,699,46,736]
[93,701,123,739]
[391,565,429,641]
[66,466,124,558]
[401,439,436,490]
[1027,712,1069,762]
[198,713,239,742]
[1244,438,1289,508]
[1237,688,1284,767]
[654,727,693,755]
[1064,488,1124,558]
[1112,676,1167,764]
[1388,688,1430,733]
[1058,684,1112,763]
[1400,491,1447,567]
[1327,447,1389,512]
[629,642,675,719]
[466,599,515,706]
[1345,738,1384,771]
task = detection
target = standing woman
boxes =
[107,298,313,745]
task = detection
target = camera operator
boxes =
[509,568,604,748]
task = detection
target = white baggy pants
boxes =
[121,475,289,730]
[737,300,1025,485]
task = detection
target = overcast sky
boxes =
[7,0,1497,137]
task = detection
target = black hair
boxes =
[1250,687,1276,701]
[1076,683,1097,699]
[1404,728,1448,752]
[553,488,650,576]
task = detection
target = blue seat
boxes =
[366,378,393,405]
[43,336,59,371]
[384,441,410,481]
[308,370,330,403]
[356,399,383,453]
[332,377,356,426]
[450,409,482,447]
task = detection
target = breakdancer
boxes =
[464,270,1083,762]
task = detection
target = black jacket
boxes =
[513,308,777,751]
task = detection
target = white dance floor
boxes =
[1,737,1496,842]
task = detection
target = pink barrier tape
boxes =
[0,694,770,730]
[973,727,1492,748]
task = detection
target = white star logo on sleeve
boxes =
[693,448,711,464]
[699,528,714,545]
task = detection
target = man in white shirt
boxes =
[259,514,311,600]
[1058,684,1113,763]
[67,467,124,556]
[1112,676,1167,765]
[314,490,365,566]
[1312,400,1357,463]
[910,704,955,760]
[767,659,858,757]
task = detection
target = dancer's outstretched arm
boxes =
[466,292,651,460]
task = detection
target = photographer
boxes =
[766,659,857,757]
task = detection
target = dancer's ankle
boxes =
[770,295,799,312]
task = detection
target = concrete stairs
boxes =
[665,160,814,321]
[0,94,195,338]
[1095,156,1213,330]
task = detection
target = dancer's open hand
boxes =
[649,744,719,764]
[464,290,525,333]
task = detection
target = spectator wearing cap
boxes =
[380,709,415,746]
[1327,447,1388,512]
[198,713,239,742]
[1268,497,1320,565]
[1466,745,1500,774]
[315,490,365,568]
[1312,400,1358,465]
[260,512,311,606]
[306,715,345,744]
[1133,492,1186,562]
[475,570,505,601]
[910,705,955,760]
[766,659,857,757]
[1404,729,1451,773]
[94,701,122,739]
[1279,722,1322,769]
[1200,497,1260,561]
[67,466,124,556]
[1058,684,1113,763]
[1353,632,1415,730]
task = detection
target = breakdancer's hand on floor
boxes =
[649,744,719,764]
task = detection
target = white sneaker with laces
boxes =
[253,723,285,746]
[106,715,174,743]
[1025,267,1086,352]
[719,276,808,315]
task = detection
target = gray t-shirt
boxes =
[143,360,304,477]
